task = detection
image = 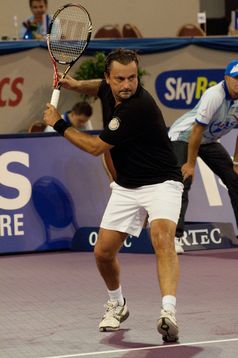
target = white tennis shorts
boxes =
[100,180,183,237]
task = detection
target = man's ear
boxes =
[104,72,109,84]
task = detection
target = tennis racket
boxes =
[47,3,92,108]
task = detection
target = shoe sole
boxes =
[157,317,179,342]
[176,250,184,254]
[175,246,184,254]
[99,310,130,332]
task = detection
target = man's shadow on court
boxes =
[100,329,204,358]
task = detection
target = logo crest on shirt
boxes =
[108,117,120,131]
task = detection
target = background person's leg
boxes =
[199,142,238,231]
[171,141,192,254]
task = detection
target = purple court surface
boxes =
[0,248,238,358]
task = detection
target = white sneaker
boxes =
[99,298,129,332]
[174,237,184,254]
[157,308,179,342]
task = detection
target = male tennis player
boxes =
[44,49,183,342]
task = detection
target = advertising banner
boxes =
[0,43,237,133]
[0,130,238,254]
[72,222,237,254]
[0,134,110,253]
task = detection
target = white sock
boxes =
[162,295,176,312]
[107,286,124,306]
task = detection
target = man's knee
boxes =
[226,171,238,187]
[150,221,175,253]
[94,229,126,262]
[94,243,114,262]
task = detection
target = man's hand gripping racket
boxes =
[47,3,92,108]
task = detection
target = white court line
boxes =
[42,337,238,358]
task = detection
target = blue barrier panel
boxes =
[71,222,237,253]
[0,134,110,253]
[0,131,238,254]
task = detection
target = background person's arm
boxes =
[233,135,238,175]
[182,122,206,181]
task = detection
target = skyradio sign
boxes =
[155,69,224,109]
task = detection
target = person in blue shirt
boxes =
[44,101,93,132]
[20,0,51,40]
[168,59,238,253]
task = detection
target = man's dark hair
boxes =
[105,48,139,75]
[29,0,48,7]
[71,102,93,117]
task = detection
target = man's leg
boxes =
[199,142,238,230]
[150,218,180,342]
[171,141,192,253]
[94,228,127,289]
[150,219,178,295]
[94,228,129,331]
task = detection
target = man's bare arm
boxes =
[182,122,206,181]
[44,103,112,156]
[232,135,238,174]
[59,74,102,97]
[102,150,117,182]
[233,135,238,163]
[64,127,112,156]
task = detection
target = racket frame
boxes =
[46,3,92,107]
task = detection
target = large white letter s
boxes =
[0,151,31,210]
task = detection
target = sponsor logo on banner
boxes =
[155,69,224,109]
[0,77,24,107]
[71,223,238,253]
[0,151,31,238]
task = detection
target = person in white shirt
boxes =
[168,59,238,253]
[44,101,93,132]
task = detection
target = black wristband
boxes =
[53,119,71,136]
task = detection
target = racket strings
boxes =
[49,7,91,63]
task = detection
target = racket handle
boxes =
[50,88,61,108]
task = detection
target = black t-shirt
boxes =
[98,80,182,188]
